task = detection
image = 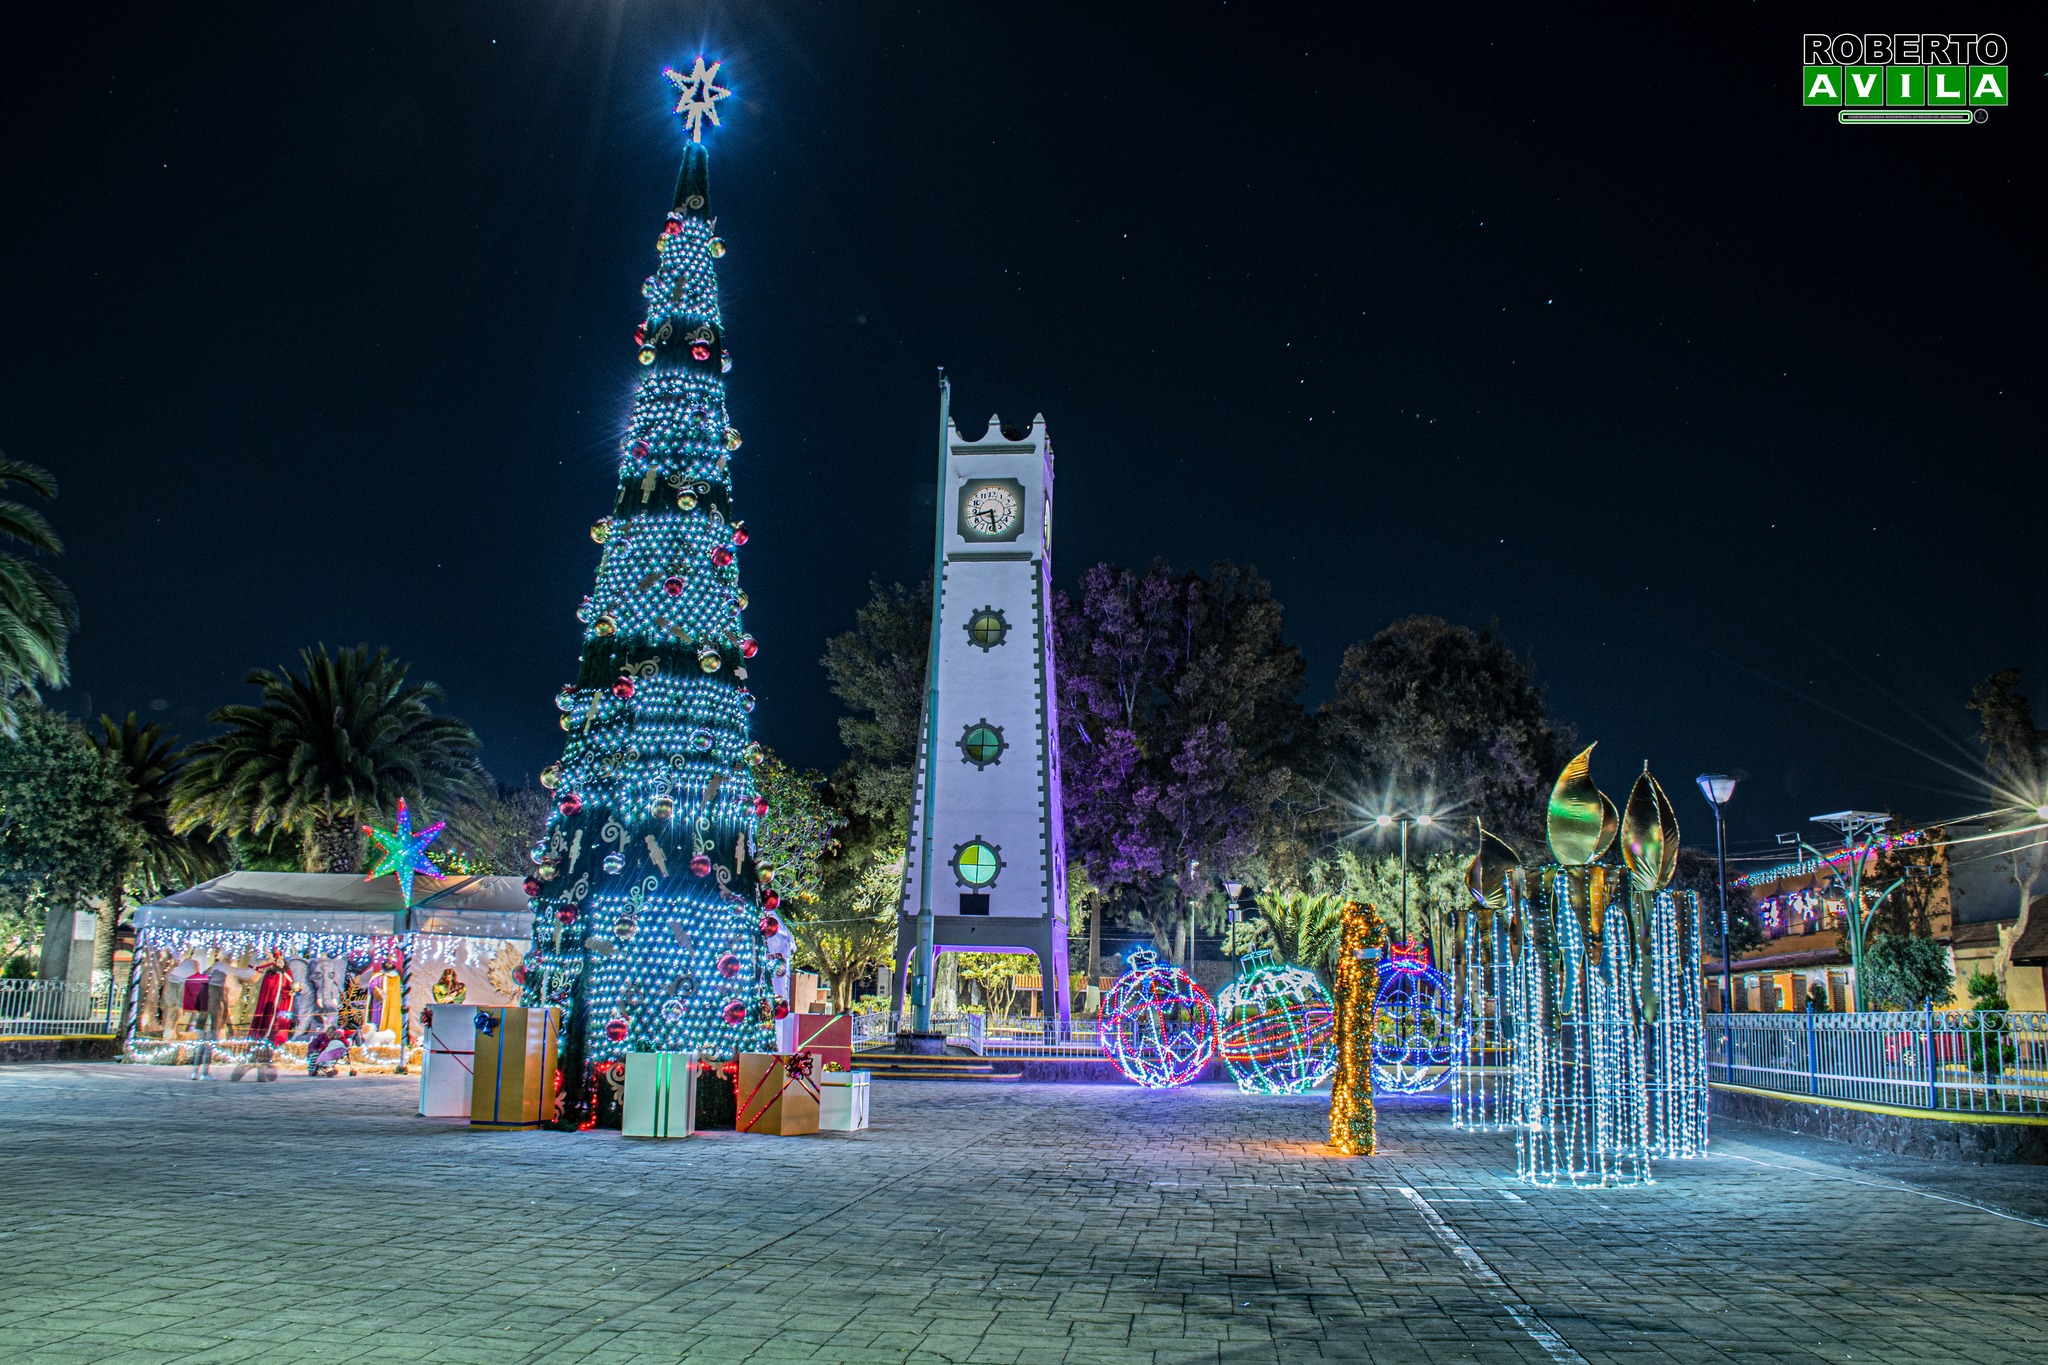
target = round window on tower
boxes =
[952,838,1004,889]
[958,720,1006,769]
[964,607,1009,651]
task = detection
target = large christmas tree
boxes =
[523,58,782,1128]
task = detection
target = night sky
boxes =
[2,5,2041,864]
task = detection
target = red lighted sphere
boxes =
[762,889,781,911]
[757,913,781,938]
[664,576,684,597]
[773,999,791,1020]
[690,853,713,877]
[721,999,748,1025]
[731,524,749,546]
[710,546,734,568]
[611,677,635,700]
[752,795,770,816]
[739,636,758,659]
[559,793,583,816]
[522,877,543,898]
[555,904,579,925]
[716,952,742,979]
[604,1019,629,1043]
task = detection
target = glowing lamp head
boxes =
[1375,814,1394,829]
[1696,773,1739,807]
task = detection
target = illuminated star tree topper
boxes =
[362,797,446,906]
[665,55,731,143]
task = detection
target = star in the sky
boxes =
[665,56,730,143]
[363,798,446,907]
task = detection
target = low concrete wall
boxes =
[1712,1084,2048,1165]
[993,1056,1235,1085]
[0,1037,120,1066]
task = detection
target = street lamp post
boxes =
[1696,774,1738,1079]
[1375,812,1435,946]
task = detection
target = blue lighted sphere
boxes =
[1215,951,1336,1095]
[1100,950,1216,1089]
[1370,957,1467,1095]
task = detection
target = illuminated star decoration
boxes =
[362,798,446,907]
[664,56,731,143]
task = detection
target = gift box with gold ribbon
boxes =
[736,1051,819,1136]
[469,1006,559,1131]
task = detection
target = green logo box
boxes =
[1802,63,2009,108]
[1802,66,1843,105]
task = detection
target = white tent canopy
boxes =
[134,872,533,940]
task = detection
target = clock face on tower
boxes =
[957,478,1025,542]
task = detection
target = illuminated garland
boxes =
[1098,949,1215,1088]
[1731,829,1924,887]
[1216,950,1336,1095]
[1329,901,1385,1155]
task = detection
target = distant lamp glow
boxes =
[2035,804,2048,823]
[1695,774,1738,806]
[1417,814,1435,827]
[1375,813,1394,828]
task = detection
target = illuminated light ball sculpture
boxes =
[1370,949,1468,1095]
[1099,949,1216,1088]
[1216,950,1337,1095]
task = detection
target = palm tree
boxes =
[1225,889,1348,978]
[93,713,231,1031]
[94,713,233,904]
[174,645,485,872]
[0,453,77,736]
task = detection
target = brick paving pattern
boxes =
[1,1064,2044,1363]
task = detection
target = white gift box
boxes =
[817,1070,870,1132]
[418,1008,477,1117]
[623,1051,698,1139]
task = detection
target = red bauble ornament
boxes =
[555,904,579,925]
[604,1019,630,1043]
[690,340,712,361]
[710,546,734,568]
[751,795,770,816]
[730,523,749,547]
[663,575,684,597]
[690,853,713,877]
[633,324,647,345]
[663,219,682,236]
[739,635,758,659]
[559,793,583,816]
[772,999,791,1020]
[511,966,527,986]
[523,876,543,897]
[716,952,742,979]
[763,889,781,911]
[631,440,650,460]
[721,999,748,1026]
[611,677,636,700]
[758,913,782,939]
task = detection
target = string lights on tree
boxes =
[523,59,780,1129]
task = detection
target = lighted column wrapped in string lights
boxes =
[1330,900,1386,1155]
[1512,745,1651,1188]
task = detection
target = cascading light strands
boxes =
[1510,746,1655,1189]
[1370,951,1467,1095]
[1216,949,1337,1094]
[1099,949,1216,1088]
[1329,900,1386,1155]
[523,61,781,1129]
[1452,828,1523,1131]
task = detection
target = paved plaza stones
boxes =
[1,1065,2045,1364]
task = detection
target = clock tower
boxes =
[895,385,1070,1032]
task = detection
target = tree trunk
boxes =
[307,814,363,873]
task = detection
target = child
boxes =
[307,1018,343,1077]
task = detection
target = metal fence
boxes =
[1706,1008,2048,1116]
[0,979,119,1037]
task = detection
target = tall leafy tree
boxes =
[174,645,484,872]
[93,714,231,905]
[1968,668,2048,926]
[1054,559,1307,964]
[0,453,77,737]
[443,781,552,876]
[1319,615,1568,851]
[0,704,135,976]
[819,576,930,825]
